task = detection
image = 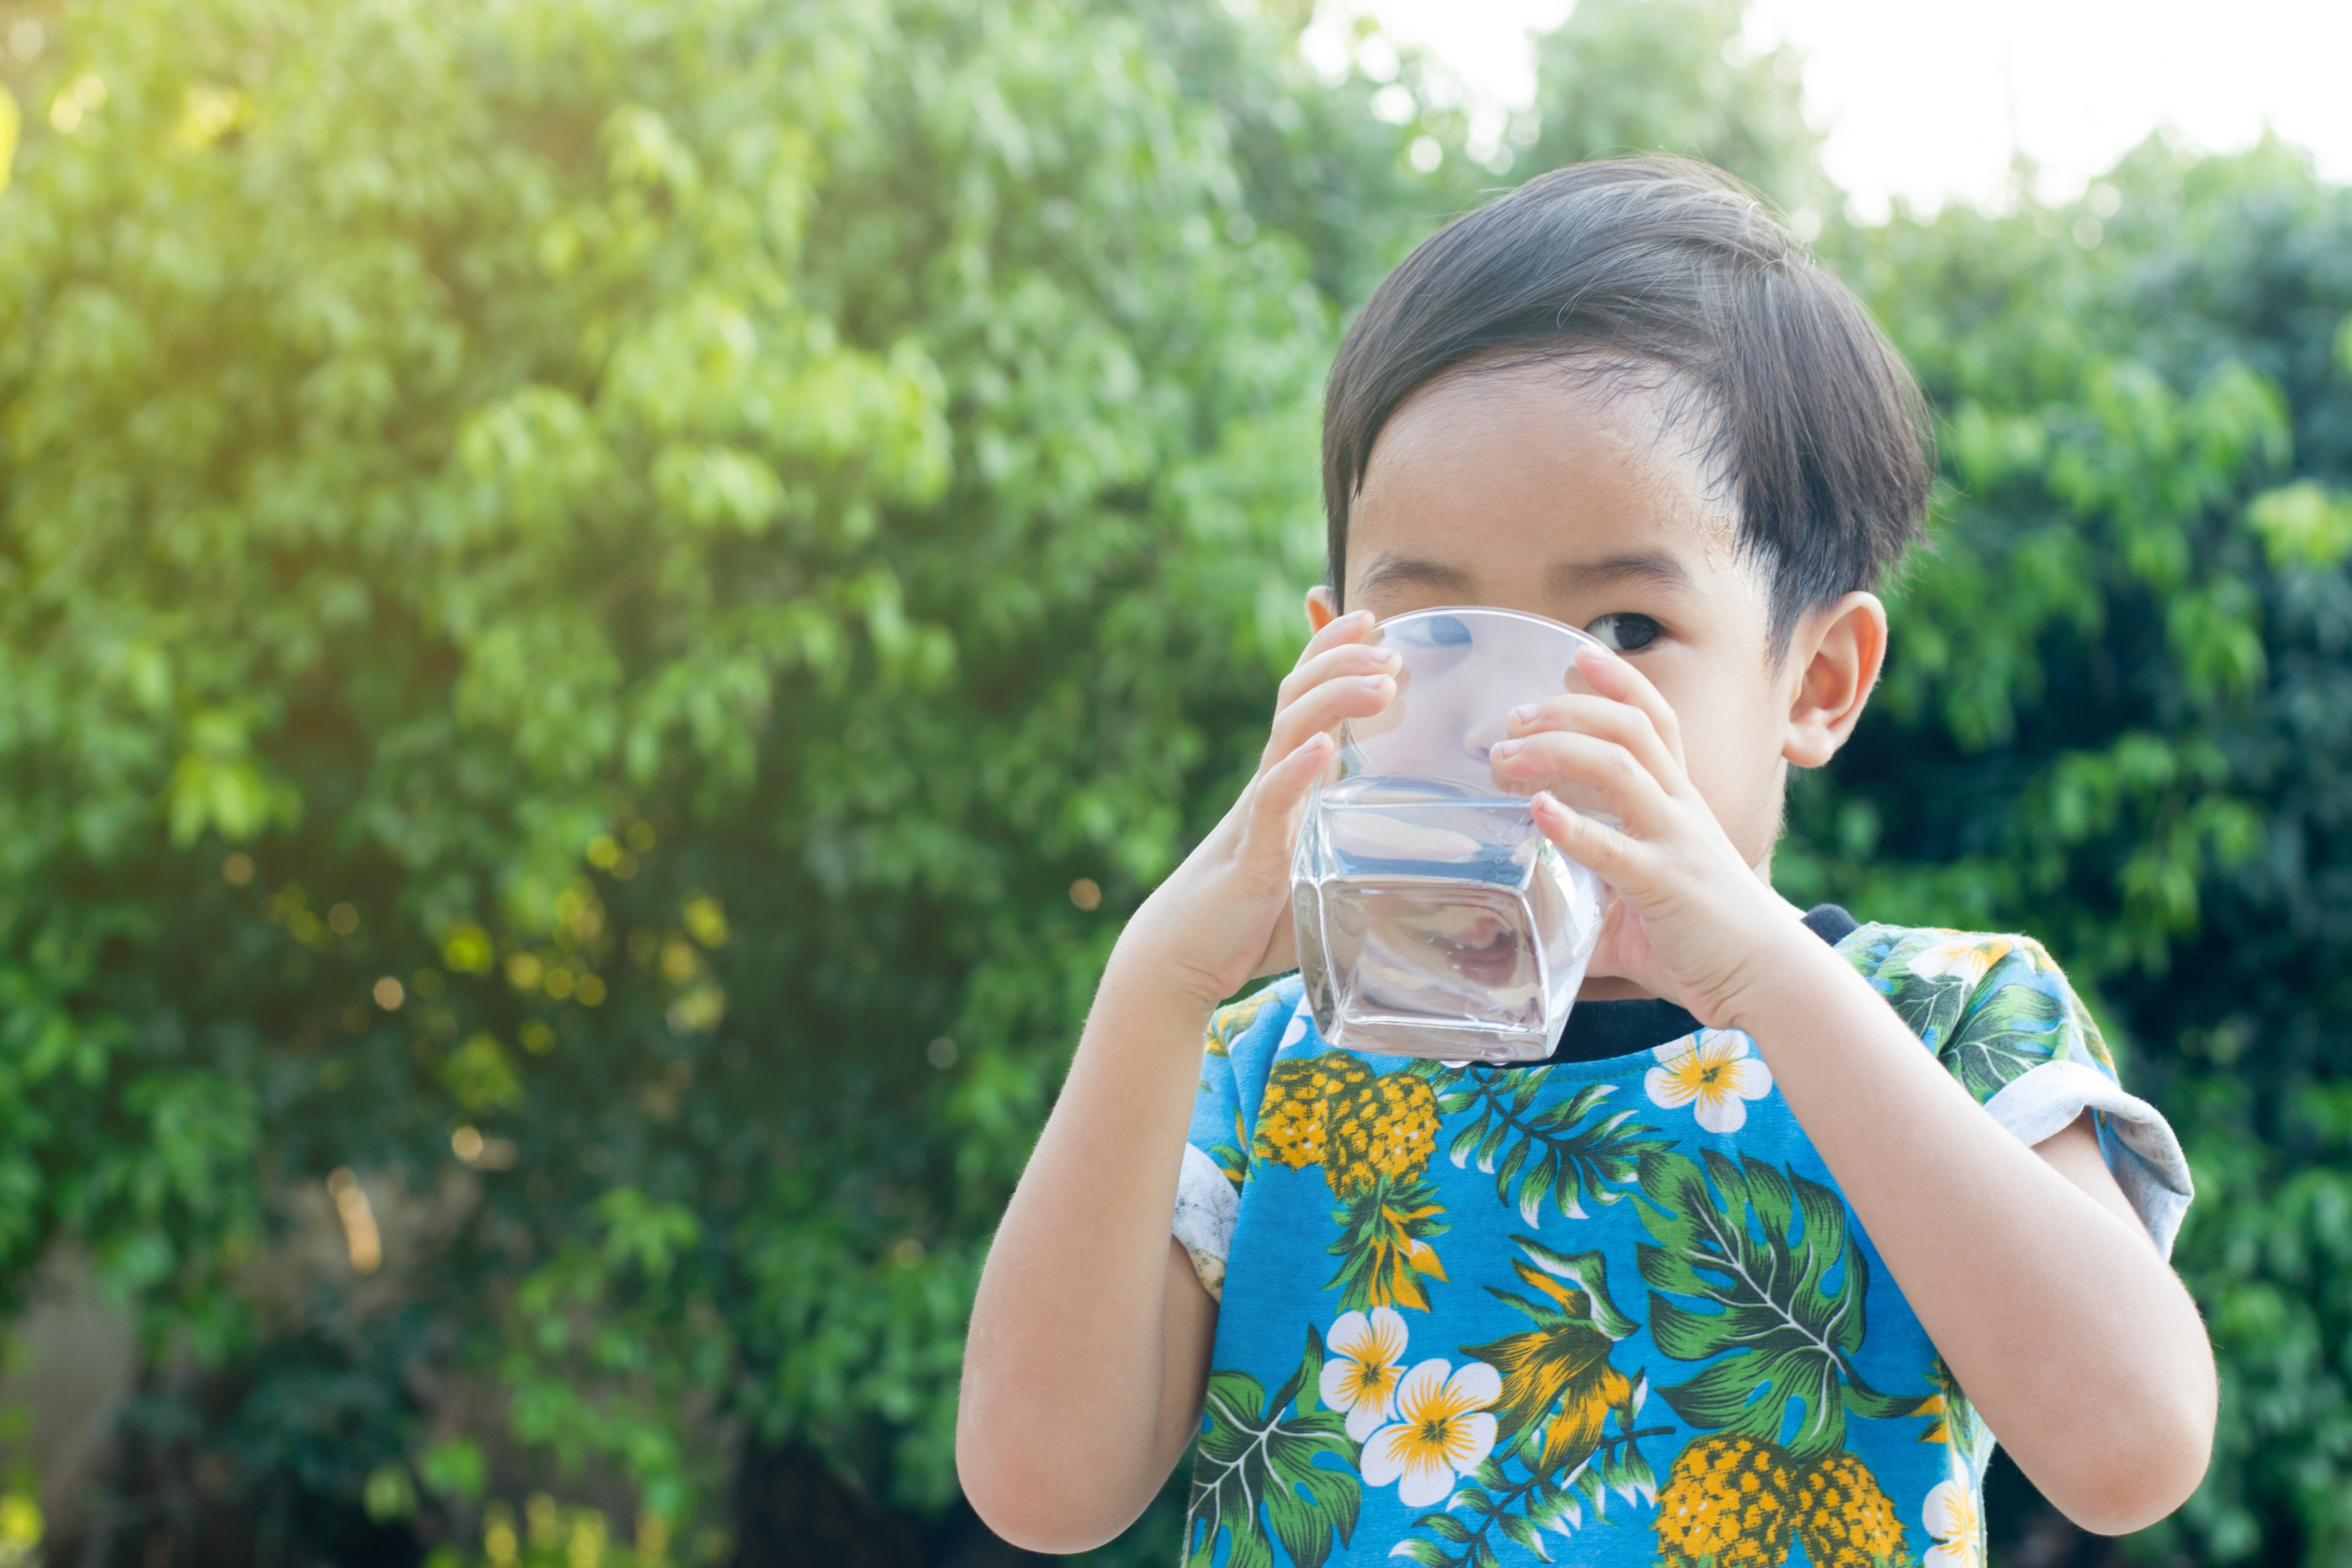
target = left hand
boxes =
[1486,645,1808,1029]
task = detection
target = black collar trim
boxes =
[1517,903,1857,1067]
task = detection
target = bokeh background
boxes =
[0,0,2348,1564]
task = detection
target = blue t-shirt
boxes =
[1171,920,2191,1568]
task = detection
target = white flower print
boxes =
[1923,1474,1985,1568]
[1358,1358,1501,1509]
[1906,933,2024,989]
[1644,1029,1774,1134]
[1318,1308,1409,1442]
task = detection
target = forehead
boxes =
[1346,361,1747,601]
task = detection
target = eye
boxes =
[1584,612,1661,653]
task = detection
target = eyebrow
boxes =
[1546,552,1695,595]
[1354,553,1478,600]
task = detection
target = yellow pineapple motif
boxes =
[1251,1054,1371,1173]
[1324,1071,1440,1192]
[1793,1453,1908,1568]
[1655,1436,1797,1568]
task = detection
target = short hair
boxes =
[1322,156,1932,647]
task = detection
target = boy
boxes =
[959,157,2212,1566]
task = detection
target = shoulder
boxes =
[1844,922,2117,1086]
[1840,923,2083,1013]
[1838,922,2060,989]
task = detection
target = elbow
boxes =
[956,1416,1139,1555]
[2046,1387,2215,1536]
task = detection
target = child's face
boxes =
[1310,363,1882,877]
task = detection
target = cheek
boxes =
[1664,680,1788,856]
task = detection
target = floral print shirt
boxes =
[1170,922,2193,1568]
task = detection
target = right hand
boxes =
[1119,608,1398,1012]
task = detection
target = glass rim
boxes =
[1370,603,1608,651]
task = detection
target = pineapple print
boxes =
[1324,1071,1440,1192]
[1261,1054,1454,1311]
[1253,1054,1440,1192]
[1655,1436,1798,1568]
[1793,1453,1909,1568]
[1251,1054,1371,1172]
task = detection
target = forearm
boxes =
[958,942,1216,1548]
[1733,936,2214,1530]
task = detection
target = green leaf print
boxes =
[1186,1328,1361,1568]
[1417,1064,1665,1224]
[1940,979,2068,1101]
[1324,1170,1450,1313]
[1464,1240,1642,1472]
[1389,1239,1671,1568]
[1871,934,2072,1101]
[1875,957,1972,1058]
[1398,1418,1672,1568]
[1634,1150,1906,1464]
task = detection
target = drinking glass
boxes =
[1290,607,1610,1061]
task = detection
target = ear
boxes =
[1305,584,1339,635]
[1783,592,1887,769]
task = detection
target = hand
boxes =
[1486,646,1808,1030]
[1117,609,1399,1014]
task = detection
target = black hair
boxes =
[1322,155,1932,647]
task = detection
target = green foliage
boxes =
[1529,0,1828,216]
[1,0,2351,1560]
[1791,136,2352,1565]
[0,0,1328,1550]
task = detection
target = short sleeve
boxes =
[1171,979,1308,1301]
[1869,929,2194,1258]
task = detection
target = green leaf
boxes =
[2248,480,2352,570]
[1440,1070,1663,1223]
[1941,979,2067,1101]
[1323,1171,1450,1313]
[1636,1149,1892,1462]
[1186,1332,1360,1568]
[1498,1509,1551,1557]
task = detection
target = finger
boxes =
[1239,731,1333,871]
[1275,637,1401,713]
[1571,646,1686,766]
[1493,731,1675,837]
[1503,692,1684,791]
[1532,790,1648,889]
[1265,670,1394,764]
[1289,608,1380,676]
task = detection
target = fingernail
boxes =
[1509,704,1539,726]
[1490,739,1521,761]
[1382,653,1404,673]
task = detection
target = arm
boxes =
[958,611,1398,1552]
[1498,642,2214,1535]
[957,957,1223,1551]
[1725,935,2212,1533]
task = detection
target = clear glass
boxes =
[1291,607,1609,1062]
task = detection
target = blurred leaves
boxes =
[0,0,1327,1548]
[0,0,2348,1563]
